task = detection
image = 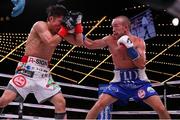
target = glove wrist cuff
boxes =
[75,23,83,33]
[58,26,68,38]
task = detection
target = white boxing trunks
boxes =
[8,56,61,103]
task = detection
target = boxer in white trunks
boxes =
[0,4,83,119]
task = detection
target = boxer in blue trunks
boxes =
[84,16,171,119]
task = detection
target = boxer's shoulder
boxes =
[33,21,47,27]
[32,21,48,32]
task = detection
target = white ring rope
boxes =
[0,73,98,91]
[0,113,53,120]
[0,85,97,101]
[0,73,13,78]
[0,84,179,101]
[1,73,180,89]
[9,102,89,113]
[111,110,180,115]
[0,73,180,101]
[0,72,180,118]
[7,101,180,115]
[63,94,98,101]
[1,110,180,120]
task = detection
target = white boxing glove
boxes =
[117,35,139,61]
[117,35,133,48]
[76,14,82,24]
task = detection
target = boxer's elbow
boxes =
[75,39,83,46]
[133,59,146,69]
[85,45,96,49]
[136,64,145,69]
[46,40,59,47]
[83,42,96,49]
[43,35,61,47]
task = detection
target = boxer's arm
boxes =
[63,34,83,46]
[62,11,83,46]
[34,21,62,47]
[132,40,146,69]
[117,35,146,69]
[83,37,108,49]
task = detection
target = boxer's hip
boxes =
[110,68,150,89]
[15,56,50,79]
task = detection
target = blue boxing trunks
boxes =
[103,68,158,104]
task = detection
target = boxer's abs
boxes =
[25,38,56,61]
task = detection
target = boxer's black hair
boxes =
[46,4,68,17]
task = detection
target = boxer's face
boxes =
[48,16,63,33]
[112,18,127,39]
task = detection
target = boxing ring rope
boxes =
[0,16,106,65]
[0,16,107,76]
[0,54,78,83]
[78,38,180,84]
[78,54,112,84]
[161,72,180,84]
[0,30,179,119]
[0,73,97,91]
[0,53,177,86]
[0,53,177,84]
[50,16,107,72]
[145,38,180,65]
[0,40,27,62]
[111,110,180,115]
[0,54,110,83]
[0,54,175,85]
[0,73,180,119]
[146,69,180,78]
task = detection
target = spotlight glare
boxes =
[172,18,179,26]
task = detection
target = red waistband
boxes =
[21,56,50,65]
[21,56,29,63]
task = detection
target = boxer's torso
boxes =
[106,35,145,69]
[25,21,57,61]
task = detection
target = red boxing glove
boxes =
[75,23,83,33]
[58,26,68,38]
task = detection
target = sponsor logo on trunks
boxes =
[138,89,145,99]
[108,85,119,92]
[18,69,34,78]
[35,67,48,72]
[120,70,138,81]
[28,58,48,66]
[147,87,155,93]
[26,65,31,70]
[41,74,49,78]
[12,75,26,87]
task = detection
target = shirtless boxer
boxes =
[0,4,83,119]
[84,16,171,119]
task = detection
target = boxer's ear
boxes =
[48,16,53,22]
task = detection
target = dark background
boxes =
[0,0,180,119]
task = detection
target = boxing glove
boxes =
[117,35,139,61]
[69,11,83,24]
[69,11,83,33]
[61,15,76,30]
[58,26,68,38]
[58,14,76,37]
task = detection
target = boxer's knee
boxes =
[93,100,107,112]
[155,104,167,114]
[52,94,66,112]
[0,97,10,108]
